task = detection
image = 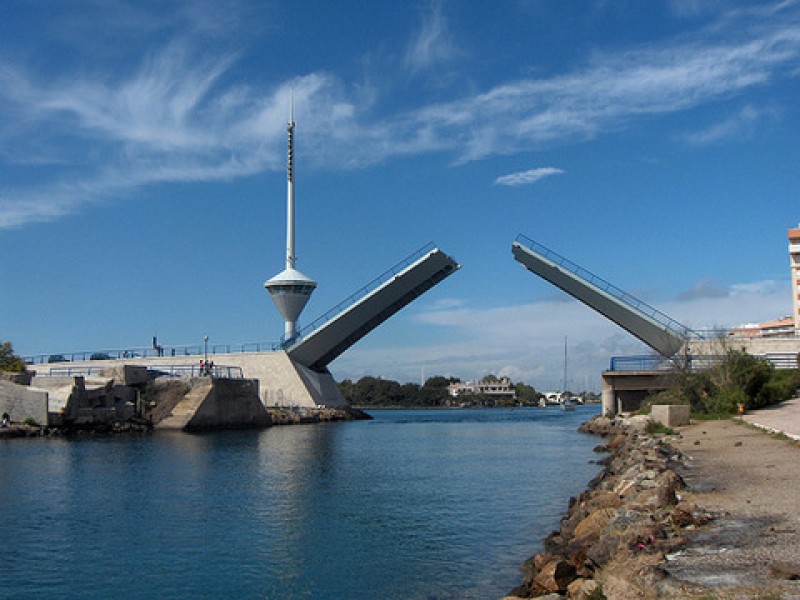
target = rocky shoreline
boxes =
[505,415,715,599]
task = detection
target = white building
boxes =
[447,377,516,399]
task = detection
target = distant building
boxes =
[730,316,795,338]
[447,376,516,400]
[542,391,576,406]
[728,226,800,338]
[790,227,800,329]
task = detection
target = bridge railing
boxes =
[609,353,798,372]
[515,234,700,342]
[45,364,244,379]
[285,241,438,346]
[23,341,284,365]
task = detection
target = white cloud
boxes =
[681,104,776,145]
[675,278,729,301]
[404,1,461,74]
[495,167,564,186]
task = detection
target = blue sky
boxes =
[1,0,799,391]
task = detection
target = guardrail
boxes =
[45,364,244,379]
[23,342,283,366]
[515,234,700,342]
[610,353,799,372]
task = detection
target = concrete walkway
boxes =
[739,396,800,440]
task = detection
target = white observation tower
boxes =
[265,97,317,343]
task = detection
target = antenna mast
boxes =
[286,90,295,270]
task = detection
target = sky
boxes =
[1,0,799,391]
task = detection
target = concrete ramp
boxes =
[512,235,692,357]
[155,379,270,431]
[287,246,459,372]
[155,380,213,430]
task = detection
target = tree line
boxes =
[337,374,550,407]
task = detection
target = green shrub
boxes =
[715,385,746,414]
[754,369,800,408]
[647,351,797,417]
[645,420,675,436]
[23,417,39,427]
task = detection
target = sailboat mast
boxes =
[563,335,567,392]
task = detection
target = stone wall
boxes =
[0,381,49,425]
[187,378,271,430]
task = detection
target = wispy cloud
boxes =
[495,167,564,186]
[0,49,339,227]
[2,1,800,228]
[668,0,729,19]
[675,278,730,301]
[404,0,461,74]
[681,104,777,145]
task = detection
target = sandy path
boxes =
[666,418,800,598]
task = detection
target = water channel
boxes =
[0,406,601,599]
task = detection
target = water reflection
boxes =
[0,407,601,599]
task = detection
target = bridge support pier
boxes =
[601,370,678,417]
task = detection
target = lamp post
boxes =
[203,335,208,365]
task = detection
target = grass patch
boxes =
[645,420,675,436]
[691,412,734,421]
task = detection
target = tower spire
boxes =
[286,89,295,270]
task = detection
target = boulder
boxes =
[622,415,652,432]
[573,508,615,542]
[533,559,577,593]
[567,577,600,599]
[599,573,645,599]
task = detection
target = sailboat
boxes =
[561,336,577,411]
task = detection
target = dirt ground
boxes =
[664,417,800,599]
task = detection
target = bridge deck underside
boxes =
[512,242,685,357]
[288,249,459,372]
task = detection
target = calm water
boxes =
[0,406,600,599]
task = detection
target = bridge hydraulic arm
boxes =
[512,239,687,357]
[288,248,459,372]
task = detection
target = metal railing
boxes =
[610,353,799,372]
[23,342,284,365]
[515,234,700,341]
[146,364,244,379]
[45,364,244,379]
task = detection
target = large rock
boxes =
[600,573,645,599]
[573,508,616,542]
[533,559,577,593]
[567,577,600,599]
